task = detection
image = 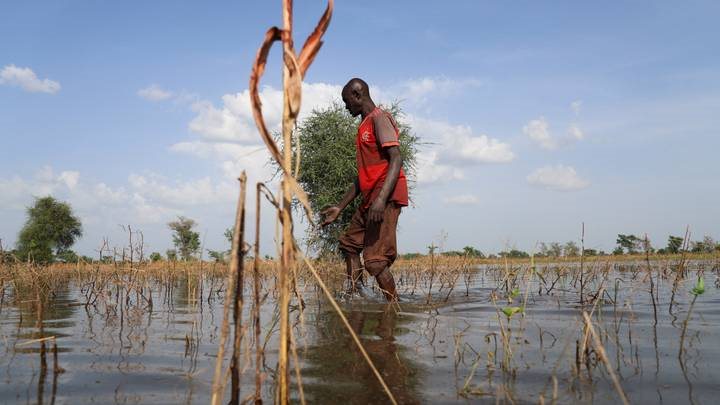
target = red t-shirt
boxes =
[356,108,409,209]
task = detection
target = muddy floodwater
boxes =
[1,260,719,404]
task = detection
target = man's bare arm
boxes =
[337,178,360,211]
[321,178,359,226]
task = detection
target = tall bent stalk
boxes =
[229,172,248,404]
[248,1,396,403]
[248,1,331,402]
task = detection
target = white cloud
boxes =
[448,132,515,164]
[180,80,511,190]
[526,165,589,191]
[127,173,236,207]
[524,117,586,149]
[411,116,515,164]
[443,194,479,205]
[571,100,583,115]
[567,124,584,140]
[169,141,275,189]
[523,116,557,150]
[170,141,263,161]
[416,151,464,184]
[138,84,173,101]
[0,166,80,208]
[58,171,80,190]
[93,183,127,204]
[188,82,341,144]
[35,165,56,182]
[398,76,483,103]
[0,165,242,229]
[128,193,181,224]
[0,65,60,94]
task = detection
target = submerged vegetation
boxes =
[0,252,718,403]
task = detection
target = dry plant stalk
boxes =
[229,172,248,405]
[210,269,234,405]
[253,183,264,403]
[211,174,248,405]
[248,1,334,403]
[582,311,630,405]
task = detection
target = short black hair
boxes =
[343,77,370,97]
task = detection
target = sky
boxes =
[1,0,719,257]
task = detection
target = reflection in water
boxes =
[6,283,74,405]
[1,263,720,404]
[302,307,420,404]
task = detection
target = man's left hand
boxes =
[368,198,386,223]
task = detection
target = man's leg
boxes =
[363,203,401,302]
[338,208,366,294]
[365,261,397,301]
[344,253,365,292]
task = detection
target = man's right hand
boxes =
[320,206,341,227]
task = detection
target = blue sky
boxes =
[1,0,719,257]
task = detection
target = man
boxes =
[321,78,408,302]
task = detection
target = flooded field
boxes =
[1,258,719,404]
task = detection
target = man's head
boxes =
[341,78,371,117]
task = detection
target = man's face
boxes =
[342,88,361,117]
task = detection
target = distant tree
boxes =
[616,234,640,254]
[207,249,226,263]
[640,237,654,253]
[582,248,598,256]
[272,102,420,257]
[56,250,79,263]
[442,246,484,257]
[702,235,716,253]
[149,252,163,262]
[563,241,580,257]
[499,249,530,258]
[691,235,717,254]
[16,196,83,264]
[612,246,624,255]
[168,217,200,261]
[442,250,464,257]
[462,246,484,258]
[537,242,549,257]
[666,235,684,254]
[400,252,422,260]
[548,242,563,257]
[166,249,178,261]
[223,227,234,253]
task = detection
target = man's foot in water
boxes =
[345,284,367,298]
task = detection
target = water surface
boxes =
[1,261,719,404]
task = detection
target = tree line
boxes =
[0,196,222,264]
[1,196,718,265]
[399,234,720,260]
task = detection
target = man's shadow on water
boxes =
[300,306,421,404]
